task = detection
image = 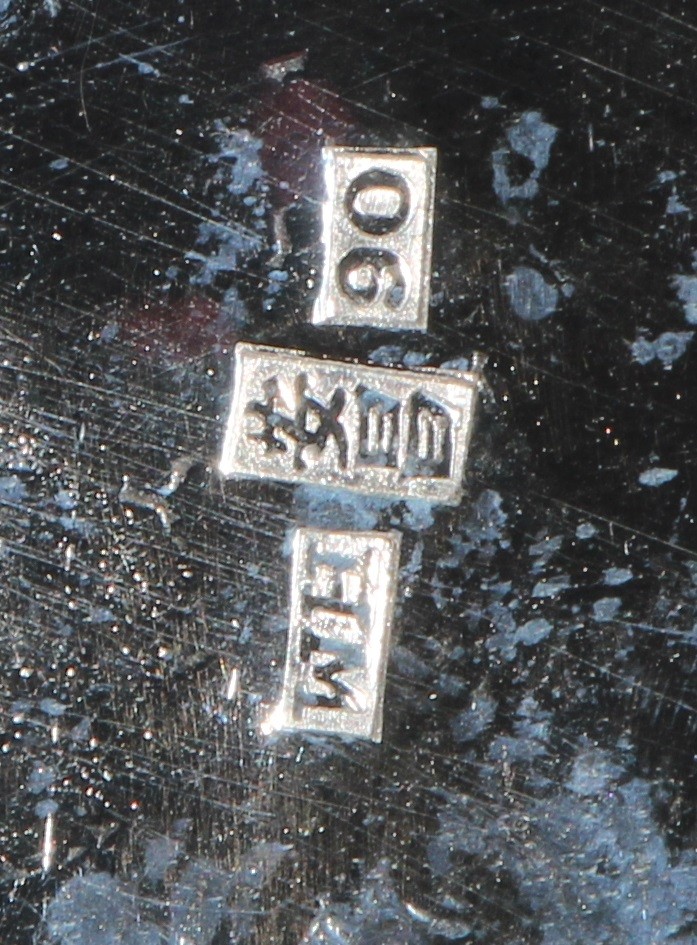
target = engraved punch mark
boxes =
[313,147,437,331]
[219,343,480,505]
[262,527,401,742]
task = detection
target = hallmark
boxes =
[219,342,479,505]
[312,147,437,331]
[263,527,401,741]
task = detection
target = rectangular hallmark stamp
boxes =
[312,146,437,331]
[263,527,401,741]
[219,342,479,505]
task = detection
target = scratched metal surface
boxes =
[1,2,697,943]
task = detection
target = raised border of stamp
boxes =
[218,342,480,506]
[312,146,437,331]
[262,526,402,742]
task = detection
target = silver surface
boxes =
[263,527,401,741]
[312,147,437,330]
[219,342,479,505]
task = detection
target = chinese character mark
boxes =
[247,374,348,470]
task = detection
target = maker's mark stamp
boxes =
[313,147,437,331]
[263,527,401,742]
[219,343,479,505]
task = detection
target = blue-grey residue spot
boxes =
[673,273,697,324]
[302,860,427,945]
[187,221,261,287]
[603,566,633,587]
[631,336,655,365]
[28,762,56,794]
[369,344,405,365]
[632,331,693,367]
[481,95,501,109]
[45,873,161,945]
[143,835,179,883]
[0,474,27,501]
[100,321,119,344]
[576,522,596,540]
[469,489,508,544]
[666,193,691,216]
[171,860,234,945]
[179,93,193,105]
[70,717,91,743]
[50,157,70,171]
[515,617,553,645]
[399,499,435,532]
[505,266,559,320]
[638,467,678,487]
[55,488,78,511]
[210,125,264,196]
[39,697,66,717]
[58,515,96,538]
[532,575,570,599]
[657,170,678,183]
[451,683,497,743]
[484,603,519,662]
[593,596,621,622]
[492,110,558,204]
[35,798,58,817]
[293,485,386,532]
[187,125,265,287]
[391,645,432,682]
[529,534,563,571]
[403,350,430,367]
[428,747,697,945]
[219,285,249,329]
[120,55,160,77]
[440,356,471,371]
[567,749,623,796]
[89,606,114,624]
[654,331,693,365]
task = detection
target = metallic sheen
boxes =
[313,146,437,331]
[219,342,480,505]
[263,527,401,741]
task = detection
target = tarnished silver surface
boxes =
[219,342,479,504]
[263,527,401,741]
[312,147,437,331]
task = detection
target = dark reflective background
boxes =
[1,2,696,943]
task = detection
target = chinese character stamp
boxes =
[263,527,401,741]
[312,147,437,331]
[219,343,479,505]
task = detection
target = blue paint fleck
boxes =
[451,683,497,743]
[0,475,27,501]
[593,596,621,622]
[515,617,553,645]
[603,567,633,586]
[673,274,697,324]
[28,762,56,794]
[632,331,693,367]
[505,266,560,320]
[666,193,691,216]
[39,697,66,717]
[492,110,558,204]
[49,157,70,171]
[369,344,405,365]
[638,467,678,487]
[532,575,570,598]
[576,522,597,540]
[481,95,501,109]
